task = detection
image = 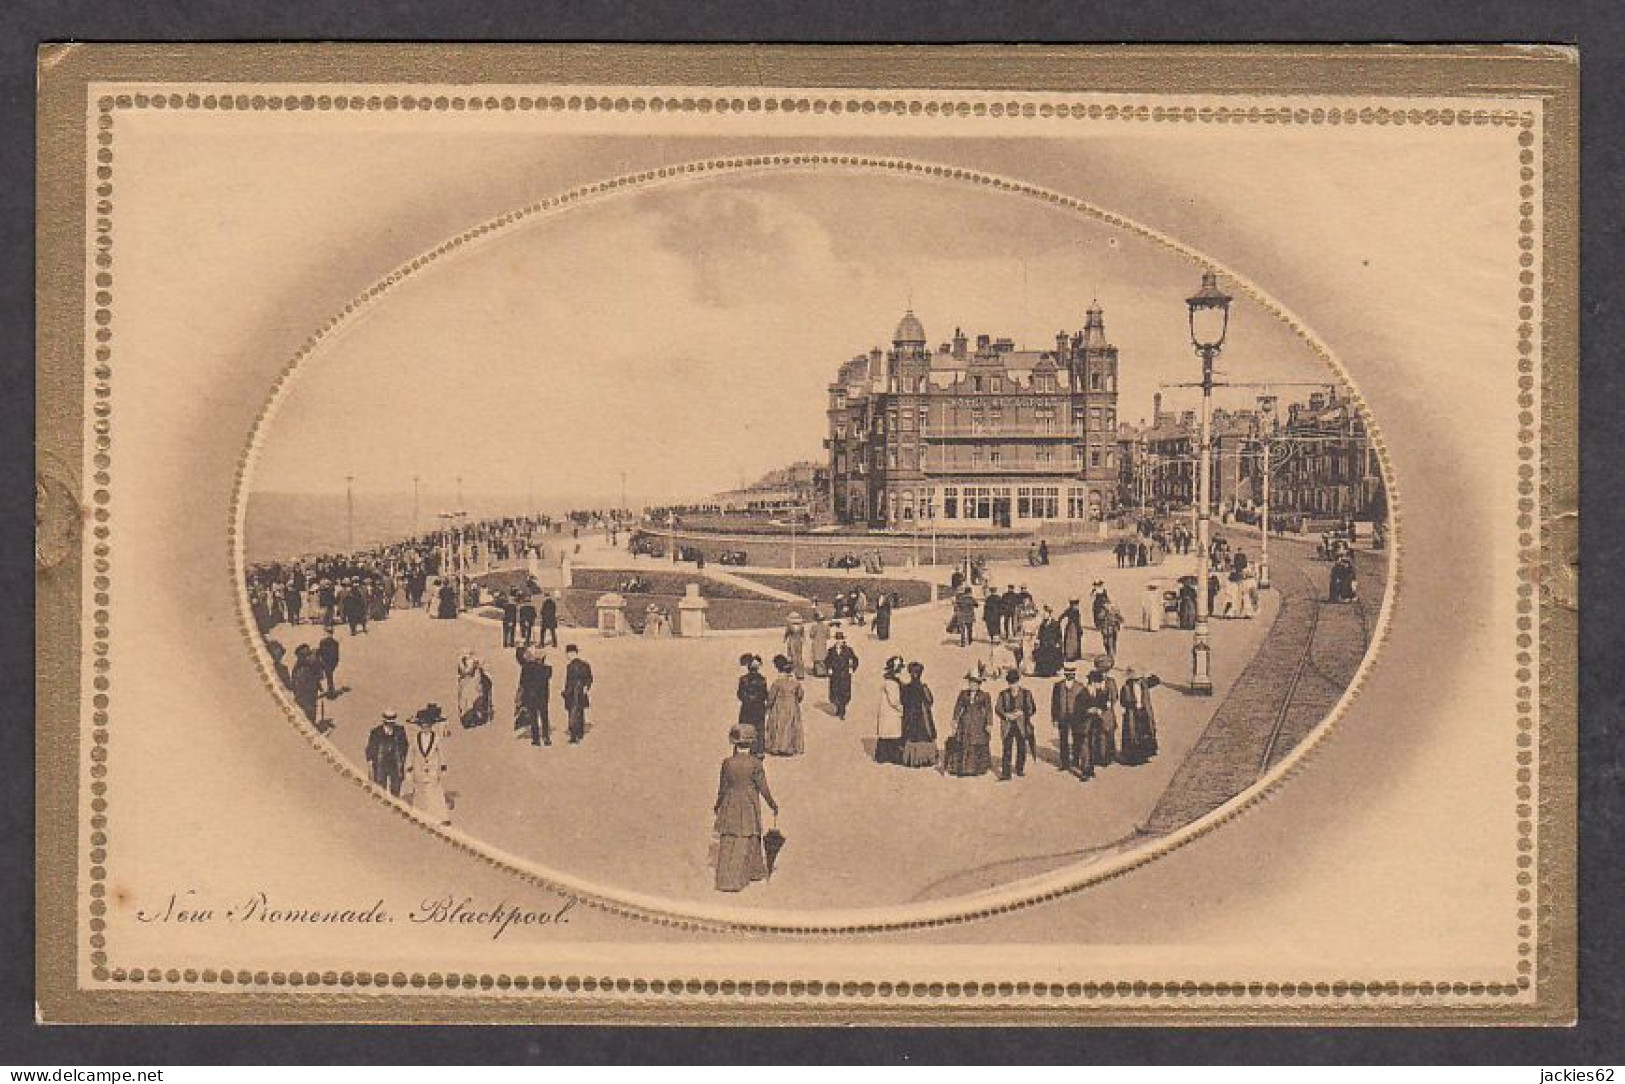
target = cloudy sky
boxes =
[249,166,1330,505]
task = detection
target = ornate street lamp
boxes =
[1187,270,1231,696]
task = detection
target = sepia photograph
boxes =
[239,158,1392,917]
[30,43,1577,1029]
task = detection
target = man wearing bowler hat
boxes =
[364,709,409,797]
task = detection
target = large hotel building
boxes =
[826,304,1121,530]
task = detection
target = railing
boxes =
[920,462,1080,476]
[921,427,1082,439]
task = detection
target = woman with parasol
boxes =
[713,725,780,893]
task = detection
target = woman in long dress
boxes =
[1084,666,1118,769]
[873,593,893,641]
[407,704,452,826]
[455,648,492,729]
[1018,601,1040,672]
[713,726,779,893]
[1119,668,1161,764]
[1060,601,1085,662]
[736,654,768,756]
[1140,583,1162,632]
[808,609,830,677]
[782,615,808,679]
[1033,609,1064,678]
[943,670,993,777]
[763,655,805,757]
[874,656,906,763]
[899,661,938,767]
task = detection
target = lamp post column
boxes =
[1259,437,1273,590]
[1191,346,1216,695]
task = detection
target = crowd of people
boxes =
[252,507,1323,899]
[712,565,1175,896]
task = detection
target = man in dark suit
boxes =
[1050,663,1091,778]
[517,597,537,645]
[364,709,409,796]
[316,627,341,697]
[514,645,553,746]
[562,644,594,743]
[823,632,859,719]
[1001,584,1021,639]
[499,590,519,648]
[982,589,1004,645]
[539,592,560,648]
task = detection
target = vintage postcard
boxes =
[35,44,1577,1024]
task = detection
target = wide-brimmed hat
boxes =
[1062,663,1078,675]
[772,654,792,673]
[738,652,759,667]
[414,703,447,725]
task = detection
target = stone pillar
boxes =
[596,592,627,637]
[677,583,709,638]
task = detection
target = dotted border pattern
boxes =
[83,88,1537,1005]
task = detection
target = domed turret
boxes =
[893,308,927,347]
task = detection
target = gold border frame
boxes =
[35,44,1578,1025]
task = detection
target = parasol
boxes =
[762,814,787,879]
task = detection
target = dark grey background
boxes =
[4,0,1618,1065]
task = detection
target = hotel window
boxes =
[888,448,898,469]
[902,409,916,431]
[1068,486,1088,519]
[989,449,1002,466]
[943,486,959,518]
[1090,450,1101,468]
[971,408,986,434]
[1090,372,1101,391]
[1090,407,1102,430]
[1017,486,1032,518]
[991,376,1003,393]
[990,406,1003,429]
[1037,448,1054,466]
[918,406,929,430]
[920,489,937,521]
[973,376,984,392]
[902,493,915,520]
[970,447,983,466]
[1072,446,1085,466]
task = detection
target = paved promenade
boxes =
[266,545,1296,912]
